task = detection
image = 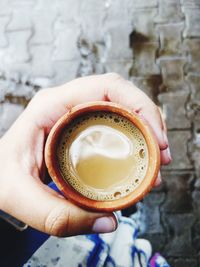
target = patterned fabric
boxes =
[24,214,170,267]
[0,182,169,267]
[149,253,170,267]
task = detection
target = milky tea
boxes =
[56,111,148,201]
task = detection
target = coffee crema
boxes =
[57,111,148,201]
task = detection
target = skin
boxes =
[0,73,171,237]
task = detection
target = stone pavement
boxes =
[0,0,200,266]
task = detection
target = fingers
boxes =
[157,108,172,165]
[136,107,168,151]
[27,73,172,162]
[25,72,172,173]
[106,80,168,150]
[1,174,117,237]
[154,171,162,187]
[161,148,172,165]
[1,73,172,236]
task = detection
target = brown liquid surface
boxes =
[72,125,137,190]
[57,111,148,201]
[76,154,135,189]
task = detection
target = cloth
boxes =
[150,253,170,267]
[24,206,170,266]
[0,182,170,267]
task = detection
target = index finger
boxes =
[26,73,169,151]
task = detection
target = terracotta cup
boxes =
[45,101,160,212]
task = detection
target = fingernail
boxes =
[154,172,162,187]
[162,131,169,147]
[166,147,172,161]
[92,217,117,233]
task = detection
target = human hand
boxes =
[0,73,171,237]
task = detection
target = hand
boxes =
[0,73,171,237]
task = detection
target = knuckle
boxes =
[45,206,70,237]
[105,72,122,81]
[126,80,134,87]
[29,90,44,104]
[155,104,159,111]
[151,104,159,113]
[34,89,48,99]
[28,89,49,107]
[158,106,166,121]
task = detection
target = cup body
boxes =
[45,101,160,211]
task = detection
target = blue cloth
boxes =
[0,182,170,267]
[24,214,170,267]
[0,182,59,267]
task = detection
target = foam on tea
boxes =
[57,111,148,201]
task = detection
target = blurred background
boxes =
[0,0,200,266]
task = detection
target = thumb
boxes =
[1,175,118,237]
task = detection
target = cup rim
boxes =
[45,101,160,212]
